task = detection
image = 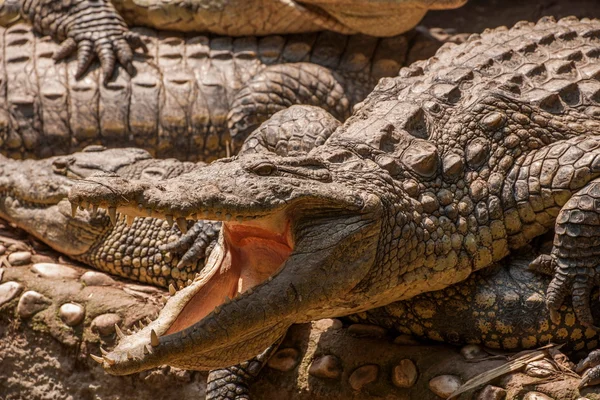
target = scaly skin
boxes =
[0,23,434,160]
[0,0,467,79]
[68,16,600,375]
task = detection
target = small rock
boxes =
[8,251,32,266]
[0,281,23,306]
[59,303,85,326]
[522,392,553,400]
[91,313,122,336]
[347,324,387,338]
[17,290,51,318]
[171,367,192,383]
[429,375,462,398]
[308,355,342,379]
[313,318,343,331]
[31,263,79,279]
[392,359,418,388]
[460,344,487,360]
[0,245,6,255]
[477,385,507,400]
[394,334,420,345]
[525,360,556,378]
[267,348,300,372]
[349,364,379,391]
[81,271,116,286]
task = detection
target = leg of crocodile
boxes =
[532,178,600,329]
[205,339,282,400]
[20,0,145,83]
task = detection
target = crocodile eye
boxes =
[252,163,276,176]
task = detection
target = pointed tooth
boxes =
[127,352,133,360]
[108,207,117,225]
[213,305,221,314]
[90,354,104,364]
[145,317,152,324]
[100,346,108,355]
[187,279,192,286]
[71,202,78,217]
[114,324,125,339]
[150,329,159,347]
[103,356,115,366]
[224,296,231,304]
[126,215,134,226]
[190,213,197,220]
[126,328,133,334]
[91,204,99,217]
[143,345,149,355]
[177,281,186,290]
[169,284,176,296]
[166,215,174,227]
[176,217,188,234]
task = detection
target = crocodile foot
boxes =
[22,0,147,83]
[160,220,221,268]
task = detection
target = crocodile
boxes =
[3,146,600,399]
[67,16,600,380]
[0,0,467,81]
[0,23,449,161]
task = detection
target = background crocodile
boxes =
[2,147,600,399]
[0,23,453,160]
[67,15,600,379]
[0,0,467,81]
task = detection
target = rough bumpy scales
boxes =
[67,16,600,376]
[0,23,418,160]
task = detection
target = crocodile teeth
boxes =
[103,356,115,366]
[91,204,99,217]
[114,323,125,339]
[90,354,104,364]
[126,215,134,226]
[169,283,176,296]
[71,202,78,217]
[145,317,152,324]
[176,217,187,234]
[187,279,192,286]
[108,207,117,225]
[150,329,160,347]
[166,214,174,227]
[100,346,108,355]
[143,345,149,355]
[127,352,133,360]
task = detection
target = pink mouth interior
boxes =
[165,218,293,335]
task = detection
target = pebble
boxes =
[17,290,51,318]
[525,360,556,378]
[0,245,6,255]
[349,364,379,391]
[308,355,342,379]
[31,263,79,279]
[0,281,24,306]
[91,313,122,336]
[8,251,32,266]
[429,375,462,398]
[81,271,116,286]
[347,324,387,339]
[522,392,553,400]
[313,318,343,331]
[59,303,85,326]
[391,359,418,388]
[477,385,507,400]
[460,344,487,360]
[267,348,300,372]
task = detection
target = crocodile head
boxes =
[0,147,153,256]
[69,150,384,373]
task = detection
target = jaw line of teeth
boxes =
[71,202,263,229]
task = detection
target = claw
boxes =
[124,31,147,53]
[53,37,77,61]
[96,39,116,85]
[115,38,135,76]
[577,349,600,373]
[75,39,95,79]
[580,365,600,388]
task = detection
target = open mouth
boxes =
[163,211,294,335]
